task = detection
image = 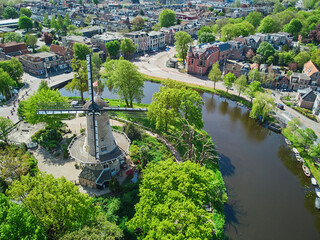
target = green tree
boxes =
[92,53,102,86]
[179,88,204,129]
[38,45,50,52]
[198,32,215,44]
[245,11,263,28]
[308,143,320,159]
[0,117,13,144]
[63,13,71,28]
[174,31,192,65]
[131,16,145,31]
[286,118,301,132]
[249,92,275,121]
[127,159,227,239]
[293,128,317,151]
[3,7,18,19]
[273,2,285,14]
[0,68,15,100]
[92,0,99,5]
[248,68,263,83]
[148,85,180,132]
[0,57,23,83]
[208,63,222,90]
[18,16,33,30]
[159,9,176,27]
[19,88,69,128]
[50,15,58,30]
[245,80,263,102]
[258,16,280,33]
[223,72,236,93]
[60,215,123,240]
[0,194,46,240]
[257,41,275,59]
[311,48,320,69]
[283,18,303,37]
[197,26,212,37]
[105,40,120,57]
[19,8,32,17]
[294,51,310,68]
[43,13,50,27]
[120,38,136,57]
[73,43,90,60]
[6,173,99,239]
[25,34,37,52]
[3,32,23,43]
[103,60,144,107]
[277,51,294,66]
[234,75,248,96]
[109,176,121,193]
[66,59,88,103]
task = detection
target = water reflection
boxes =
[219,154,235,177]
[204,95,216,113]
[240,112,270,143]
[219,101,229,115]
[228,106,242,123]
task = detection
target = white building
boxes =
[124,31,165,53]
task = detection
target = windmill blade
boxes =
[86,54,100,160]
[102,107,148,112]
[37,110,86,115]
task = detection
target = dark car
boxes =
[276,103,284,110]
[64,69,71,73]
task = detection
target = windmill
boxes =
[36,54,148,189]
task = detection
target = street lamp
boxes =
[44,62,51,80]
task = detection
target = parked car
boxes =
[64,69,71,73]
[276,103,284,110]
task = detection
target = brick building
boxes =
[186,45,219,75]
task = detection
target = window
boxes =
[101,147,107,152]
[191,59,194,64]
[101,137,104,142]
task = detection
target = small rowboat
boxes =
[316,188,320,198]
[284,138,292,145]
[315,198,320,210]
[302,164,311,177]
[311,177,318,186]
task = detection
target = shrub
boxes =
[122,123,142,141]
[109,176,121,193]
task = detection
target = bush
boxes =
[122,123,142,141]
[109,176,121,193]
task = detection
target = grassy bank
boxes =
[142,74,252,108]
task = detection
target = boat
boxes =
[284,138,292,145]
[311,177,318,186]
[315,198,320,210]
[316,188,320,198]
[302,164,311,177]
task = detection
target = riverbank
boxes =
[142,74,252,108]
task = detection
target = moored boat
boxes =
[284,138,292,145]
[316,188,320,198]
[311,177,318,186]
[315,198,320,210]
[302,164,311,177]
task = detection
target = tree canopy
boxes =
[245,11,263,28]
[18,88,69,128]
[283,18,303,37]
[257,41,275,59]
[19,8,32,17]
[25,34,37,52]
[249,92,275,121]
[234,75,248,97]
[0,193,46,240]
[223,73,236,93]
[245,80,263,102]
[131,16,145,31]
[120,38,136,57]
[105,40,120,57]
[3,7,18,19]
[159,9,176,27]
[73,43,91,60]
[208,63,222,90]
[18,16,33,30]
[258,16,280,33]
[6,173,99,239]
[0,68,15,100]
[0,117,13,144]
[148,80,203,132]
[103,60,144,107]
[127,159,227,239]
[198,32,215,44]
[174,31,192,65]
[3,32,23,43]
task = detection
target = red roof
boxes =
[303,60,319,77]
[49,44,67,55]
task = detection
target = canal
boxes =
[60,81,320,240]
